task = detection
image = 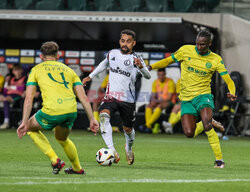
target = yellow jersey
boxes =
[27,61,82,115]
[172,45,228,101]
[176,78,180,94]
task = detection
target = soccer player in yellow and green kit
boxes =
[17,41,99,174]
[149,30,237,168]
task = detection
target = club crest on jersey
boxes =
[124,60,131,66]
[57,98,63,104]
[206,62,212,69]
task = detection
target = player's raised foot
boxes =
[214,160,225,168]
[51,158,65,174]
[125,150,134,165]
[212,119,225,132]
[64,167,85,175]
[113,151,120,163]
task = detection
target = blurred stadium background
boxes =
[0,0,249,136]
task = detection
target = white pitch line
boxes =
[1,179,250,185]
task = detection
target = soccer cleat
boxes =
[162,121,173,134]
[64,167,85,175]
[0,123,9,130]
[212,119,225,132]
[125,150,134,165]
[113,151,120,163]
[138,125,145,133]
[138,125,152,133]
[51,158,65,174]
[144,127,152,134]
[152,123,161,134]
[214,160,225,168]
[64,167,86,175]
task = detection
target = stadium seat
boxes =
[173,0,193,12]
[208,0,220,9]
[0,0,7,9]
[35,0,63,10]
[145,0,168,12]
[191,0,220,12]
[14,0,33,10]
[119,0,143,12]
[203,0,220,10]
[94,0,116,11]
[68,0,87,11]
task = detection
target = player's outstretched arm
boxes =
[73,85,99,134]
[149,56,175,70]
[221,74,237,101]
[17,85,36,139]
[82,59,109,86]
[134,58,151,79]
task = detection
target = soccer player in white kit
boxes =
[82,29,151,165]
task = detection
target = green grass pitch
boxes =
[0,130,250,192]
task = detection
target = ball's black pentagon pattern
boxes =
[96,148,115,166]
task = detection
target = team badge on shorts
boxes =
[41,118,48,126]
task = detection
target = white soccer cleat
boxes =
[162,121,173,134]
[125,151,134,165]
[0,123,9,130]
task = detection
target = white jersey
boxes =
[89,49,151,103]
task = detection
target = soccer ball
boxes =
[96,148,115,166]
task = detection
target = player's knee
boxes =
[123,126,132,134]
[99,112,110,121]
[157,103,163,109]
[184,129,194,138]
[55,135,67,142]
[147,103,153,109]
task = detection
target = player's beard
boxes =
[121,46,130,54]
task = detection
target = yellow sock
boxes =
[205,128,223,160]
[169,111,181,127]
[194,121,204,137]
[27,131,58,164]
[146,107,162,128]
[145,107,152,125]
[57,138,82,171]
[93,111,100,122]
